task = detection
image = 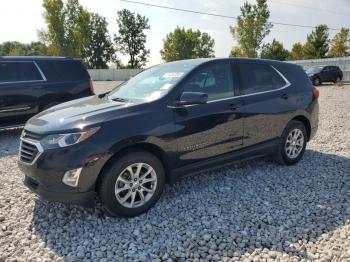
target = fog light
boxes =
[62,168,82,187]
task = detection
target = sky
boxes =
[1,0,350,66]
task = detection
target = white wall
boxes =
[88,57,350,82]
[88,69,142,81]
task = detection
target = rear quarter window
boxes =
[237,63,287,95]
[0,61,43,83]
[37,60,89,82]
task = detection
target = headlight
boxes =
[40,126,100,149]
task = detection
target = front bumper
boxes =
[18,138,111,207]
[23,175,96,207]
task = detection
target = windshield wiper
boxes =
[98,92,110,98]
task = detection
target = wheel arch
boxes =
[95,142,171,192]
[291,115,311,141]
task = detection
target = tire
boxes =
[335,76,342,85]
[98,150,165,217]
[274,120,307,165]
[313,77,321,86]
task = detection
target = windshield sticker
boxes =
[160,83,173,90]
[162,72,184,79]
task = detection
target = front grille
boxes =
[19,141,39,164]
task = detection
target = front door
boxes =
[172,61,244,167]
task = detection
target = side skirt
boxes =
[168,138,279,184]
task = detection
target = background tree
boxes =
[114,9,150,69]
[0,41,48,56]
[83,13,115,69]
[39,0,91,58]
[160,27,215,62]
[329,28,350,58]
[289,43,304,60]
[230,0,272,58]
[260,39,289,61]
[303,24,329,59]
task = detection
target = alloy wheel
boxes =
[114,163,157,208]
[285,128,304,159]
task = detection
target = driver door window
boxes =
[182,63,234,101]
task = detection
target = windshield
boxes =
[306,66,323,74]
[108,62,199,102]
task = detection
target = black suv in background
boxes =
[0,56,94,129]
[306,65,343,86]
[18,58,319,217]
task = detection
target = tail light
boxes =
[89,79,95,94]
[312,87,320,99]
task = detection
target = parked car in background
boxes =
[18,58,319,217]
[306,65,343,86]
[0,56,94,129]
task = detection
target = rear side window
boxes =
[237,63,287,95]
[37,60,89,82]
[0,62,43,83]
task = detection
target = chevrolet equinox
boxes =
[18,58,319,217]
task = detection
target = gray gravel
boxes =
[1,84,350,262]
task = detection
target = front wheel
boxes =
[98,151,165,217]
[274,120,307,165]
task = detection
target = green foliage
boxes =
[329,28,350,58]
[160,27,215,62]
[288,43,304,60]
[39,0,91,58]
[260,39,290,61]
[230,0,272,58]
[0,41,48,56]
[303,25,330,59]
[114,9,150,69]
[230,47,244,57]
[83,13,115,69]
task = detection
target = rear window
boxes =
[37,60,89,82]
[237,63,287,95]
[0,61,43,83]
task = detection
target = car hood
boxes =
[25,96,138,134]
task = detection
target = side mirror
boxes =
[175,92,208,107]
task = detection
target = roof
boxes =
[161,57,297,68]
[0,56,74,61]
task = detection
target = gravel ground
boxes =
[0,84,350,262]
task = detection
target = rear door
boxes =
[0,61,45,126]
[320,66,331,82]
[173,61,244,167]
[236,62,297,147]
[35,60,92,108]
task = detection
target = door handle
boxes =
[229,104,241,111]
[281,93,289,100]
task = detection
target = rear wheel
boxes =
[335,76,342,85]
[274,120,307,165]
[98,151,165,217]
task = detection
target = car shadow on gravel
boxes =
[31,150,350,261]
[0,129,21,158]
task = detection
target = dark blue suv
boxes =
[0,56,94,129]
[18,58,319,217]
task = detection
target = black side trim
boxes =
[169,139,279,183]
